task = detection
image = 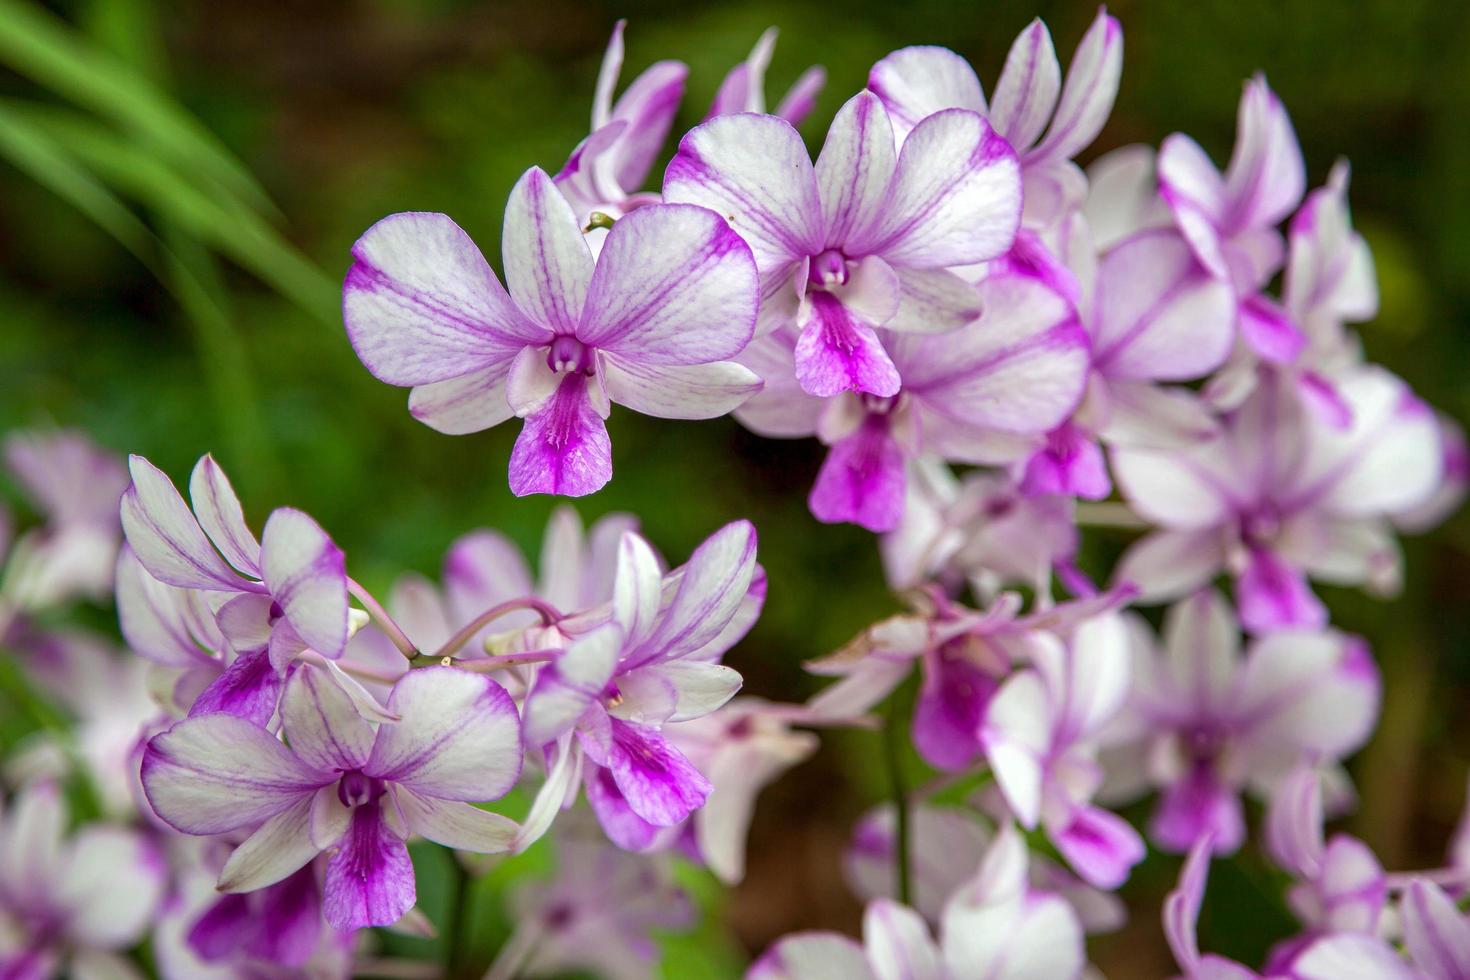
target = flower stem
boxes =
[347,578,419,661]
[428,597,562,661]
[445,848,472,978]
[884,692,913,907]
[452,649,560,673]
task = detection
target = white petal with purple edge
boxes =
[602,357,762,420]
[884,268,983,334]
[141,713,329,835]
[989,20,1061,153]
[393,787,518,853]
[1030,10,1123,165]
[408,362,516,435]
[980,670,1050,827]
[1223,77,1305,233]
[216,793,319,893]
[1113,529,1225,604]
[261,508,348,658]
[522,624,622,747]
[188,455,261,577]
[867,46,985,144]
[115,548,214,667]
[501,167,594,335]
[852,109,1021,269]
[344,212,546,386]
[1157,134,1229,279]
[1092,229,1236,382]
[894,273,1088,432]
[749,933,875,980]
[662,113,824,273]
[367,666,523,802]
[577,203,758,363]
[639,520,758,664]
[121,455,246,592]
[864,899,943,980]
[279,663,376,772]
[1402,880,1470,979]
[815,92,898,248]
[613,532,661,646]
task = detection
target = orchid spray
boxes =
[0,8,1464,980]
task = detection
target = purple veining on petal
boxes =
[508,374,613,497]
[794,292,901,398]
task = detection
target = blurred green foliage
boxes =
[1,0,1468,975]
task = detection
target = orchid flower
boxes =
[667,696,818,884]
[1205,159,1380,413]
[708,28,826,125]
[516,521,761,851]
[486,827,695,980]
[1099,591,1379,855]
[734,269,1089,531]
[554,21,687,242]
[1260,767,1388,973]
[1159,75,1305,300]
[881,459,1078,597]
[869,8,1123,231]
[119,454,356,723]
[344,167,761,496]
[0,430,128,612]
[0,781,166,979]
[1164,834,1417,980]
[664,89,1022,396]
[1113,366,1443,631]
[141,663,523,930]
[1017,219,1236,500]
[805,588,1126,775]
[980,611,1147,889]
[753,825,1087,979]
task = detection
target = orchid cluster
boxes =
[0,9,1466,980]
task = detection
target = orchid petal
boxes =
[261,507,349,658]
[367,666,523,801]
[1223,77,1305,233]
[989,20,1061,152]
[1092,229,1236,381]
[639,520,758,664]
[407,363,516,435]
[394,787,518,853]
[508,375,612,497]
[867,46,985,144]
[602,357,762,419]
[1031,9,1124,164]
[522,624,622,746]
[894,272,1089,431]
[750,934,875,980]
[663,113,823,273]
[188,647,280,725]
[279,663,376,772]
[58,827,165,949]
[809,418,907,533]
[864,899,943,980]
[322,802,415,930]
[1402,880,1470,979]
[502,167,594,334]
[794,292,901,398]
[188,455,261,577]
[815,91,898,248]
[578,203,758,363]
[121,455,245,592]
[344,212,546,386]
[141,713,327,835]
[605,719,711,826]
[216,793,319,893]
[852,109,1021,268]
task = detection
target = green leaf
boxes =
[0,0,275,217]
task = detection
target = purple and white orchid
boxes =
[344,167,760,496]
[142,663,523,930]
[1099,591,1379,855]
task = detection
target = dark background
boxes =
[2,1,1468,975]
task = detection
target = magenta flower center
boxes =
[337,770,385,808]
[547,335,596,376]
[810,248,850,288]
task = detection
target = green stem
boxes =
[884,693,913,907]
[445,848,472,979]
